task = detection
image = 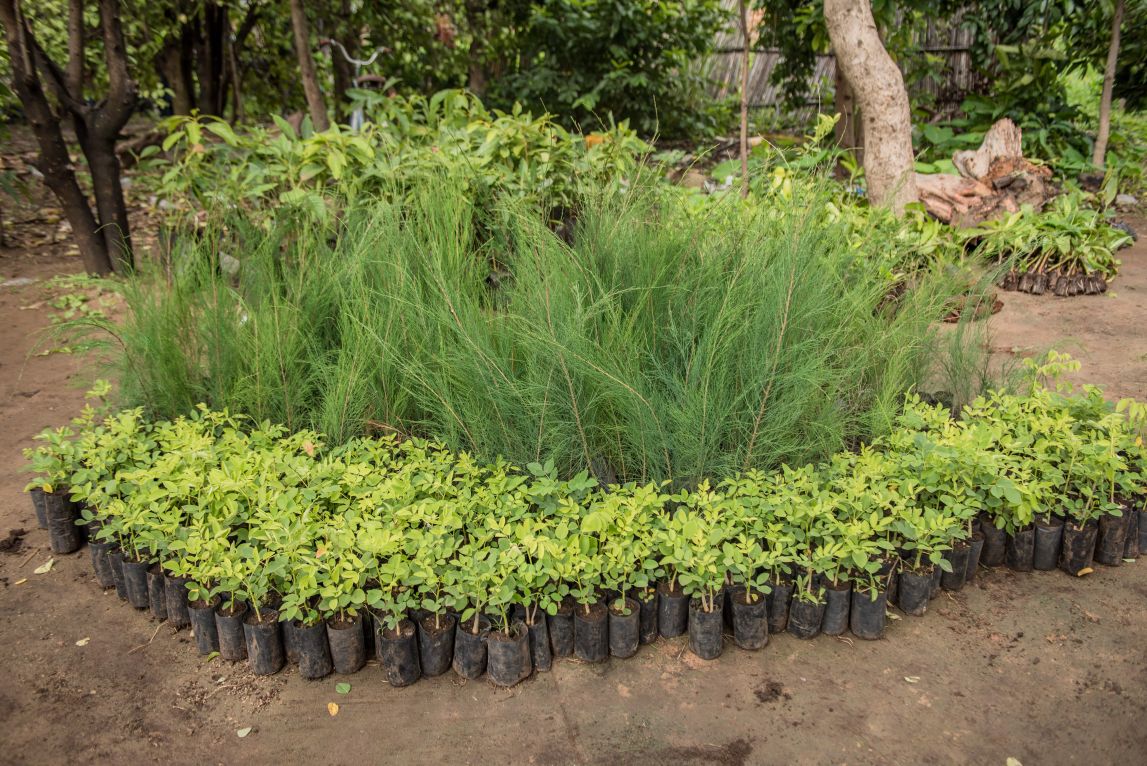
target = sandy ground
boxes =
[1,215,1145,766]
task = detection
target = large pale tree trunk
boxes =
[289,0,329,131]
[824,0,917,213]
[1093,0,1124,168]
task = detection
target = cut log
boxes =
[917,118,1055,227]
[915,174,994,223]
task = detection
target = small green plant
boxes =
[973,193,1133,294]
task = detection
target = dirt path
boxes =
[1,227,1146,766]
[987,222,1147,400]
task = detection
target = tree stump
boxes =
[916,118,1056,228]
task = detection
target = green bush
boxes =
[487,0,727,138]
[141,90,648,226]
[90,175,965,485]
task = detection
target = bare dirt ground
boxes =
[1,178,1145,764]
[987,227,1147,401]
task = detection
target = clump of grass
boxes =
[96,177,968,483]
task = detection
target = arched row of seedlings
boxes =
[25,378,1147,688]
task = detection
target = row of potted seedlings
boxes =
[24,375,1147,688]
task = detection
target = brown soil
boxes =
[578,601,608,621]
[986,228,1147,400]
[2,174,1146,762]
[420,613,454,634]
[382,621,415,640]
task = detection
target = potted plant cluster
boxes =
[25,356,1146,689]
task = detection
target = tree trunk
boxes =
[1093,0,1124,169]
[90,0,136,270]
[289,0,329,131]
[86,133,131,265]
[0,0,113,274]
[464,0,488,96]
[226,18,243,121]
[66,0,84,96]
[227,4,261,123]
[329,0,355,122]
[156,25,196,115]
[331,52,353,121]
[3,0,137,272]
[737,0,750,198]
[833,62,862,162]
[196,2,228,116]
[824,0,917,213]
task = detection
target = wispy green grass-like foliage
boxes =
[100,179,964,484]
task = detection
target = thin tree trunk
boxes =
[89,0,136,270]
[824,0,917,213]
[737,0,750,198]
[289,0,329,131]
[227,18,244,121]
[464,0,488,96]
[329,0,355,122]
[66,0,83,96]
[157,36,195,115]
[1093,0,1124,168]
[331,54,352,121]
[228,4,261,123]
[833,63,861,159]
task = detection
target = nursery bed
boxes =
[2,227,1147,763]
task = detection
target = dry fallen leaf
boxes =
[33,558,55,574]
[75,637,90,647]
[904,676,920,684]
[236,727,252,738]
[302,440,315,456]
[1075,567,1093,577]
[327,702,339,716]
[14,578,27,585]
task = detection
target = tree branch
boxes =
[93,0,137,138]
[67,0,84,96]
